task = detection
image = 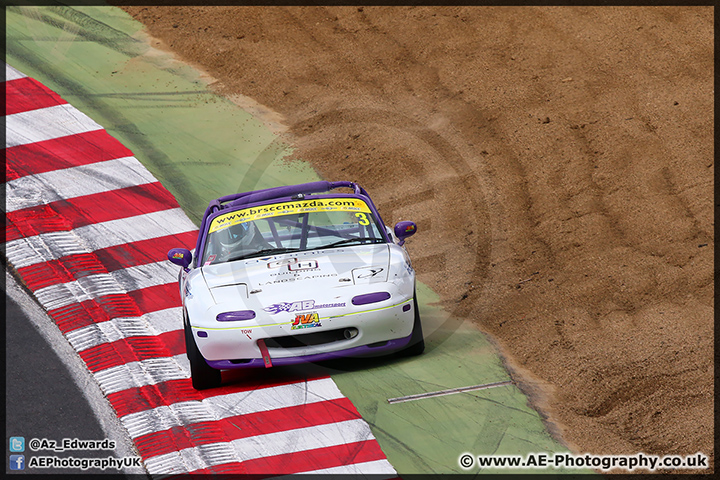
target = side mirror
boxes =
[393,221,417,246]
[168,248,192,270]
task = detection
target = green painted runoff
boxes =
[6,3,317,227]
[6,4,593,474]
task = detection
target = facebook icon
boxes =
[9,454,25,470]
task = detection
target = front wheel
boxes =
[184,317,222,390]
[399,294,425,357]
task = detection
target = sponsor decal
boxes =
[265,300,315,314]
[291,312,321,330]
[357,267,384,279]
[172,252,184,259]
[288,260,318,271]
[268,258,319,273]
[258,273,339,286]
[259,278,296,285]
[203,254,217,266]
[269,270,297,277]
[405,224,415,232]
[302,273,338,280]
[405,261,414,275]
[208,198,373,233]
[268,257,298,269]
[264,299,346,314]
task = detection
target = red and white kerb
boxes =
[4,63,397,477]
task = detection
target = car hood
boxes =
[201,244,391,304]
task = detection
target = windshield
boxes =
[201,197,386,266]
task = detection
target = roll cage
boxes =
[194,181,391,267]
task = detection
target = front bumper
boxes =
[206,333,412,369]
[192,296,415,369]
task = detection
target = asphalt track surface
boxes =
[4,271,143,476]
[4,5,585,476]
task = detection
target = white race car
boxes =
[168,181,423,389]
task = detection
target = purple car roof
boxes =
[194,181,390,263]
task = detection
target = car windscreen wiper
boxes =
[317,237,386,249]
[227,247,301,262]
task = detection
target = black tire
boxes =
[184,316,222,390]
[399,294,425,357]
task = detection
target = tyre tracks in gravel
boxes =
[226,6,712,463]
[6,4,611,474]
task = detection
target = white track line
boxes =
[6,103,103,147]
[5,156,158,212]
[122,377,344,438]
[5,208,197,269]
[387,380,514,404]
[231,419,374,461]
[32,260,178,311]
[66,307,182,352]
[144,419,375,475]
[93,354,190,395]
[294,459,398,475]
[146,442,235,475]
[6,63,26,80]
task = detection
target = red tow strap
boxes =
[257,339,273,368]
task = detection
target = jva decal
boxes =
[291,312,321,330]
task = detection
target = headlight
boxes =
[216,310,256,322]
[352,292,391,305]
